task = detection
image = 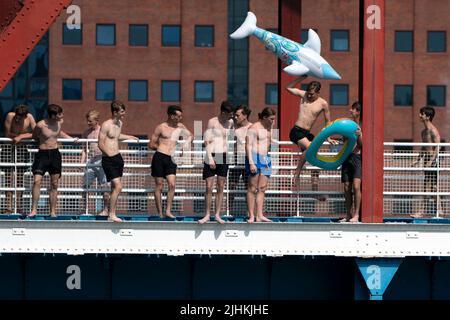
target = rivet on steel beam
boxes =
[12,66,16,69]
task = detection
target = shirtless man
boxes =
[148,105,193,218]
[4,105,36,213]
[98,101,139,222]
[80,110,109,216]
[286,76,335,196]
[229,105,252,214]
[340,102,363,223]
[198,100,234,224]
[245,107,276,223]
[29,104,75,217]
[411,106,441,218]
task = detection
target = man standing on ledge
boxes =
[148,105,193,218]
[29,104,76,217]
[98,101,139,222]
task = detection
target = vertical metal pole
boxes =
[361,0,385,223]
[85,140,89,215]
[13,144,17,214]
[278,0,302,143]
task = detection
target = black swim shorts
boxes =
[151,151,177,178]
[341,153,362,183]
[101,153,124,182]
[289,125,315,149]
[32,149,62,176]
[203,153,229,179]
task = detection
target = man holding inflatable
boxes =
[286,76,336,192]
[340,102,362,223]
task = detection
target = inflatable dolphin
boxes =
[230,12,341,80]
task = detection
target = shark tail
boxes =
[230,12,257,39]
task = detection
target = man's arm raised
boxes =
[286,75,308,97]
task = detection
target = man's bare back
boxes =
[421,126,439,159]
[83,126,102,157]
[295,96,328,130]
[99,119,122,157]
[33,119,62,150]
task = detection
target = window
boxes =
[265,83,278,105]
[96,80,115,101]
[63,23,82,45]
[129,24,148,46]
[394,85,413,106]
[30,79,48,98]
[195,25,214,47]
[62,79,82,100]
[161,80,180,102]
[0,81,13,98]
[330,84,348,105]
[129,80,148,101]
[195,81,214,102]
[427,85,446,107]
[330,30,349,51]
[395,31,413,52]
[162,25,181,47]
[96,24,115,46]
[427,31,446,52]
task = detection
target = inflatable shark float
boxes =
[230,12,341,80]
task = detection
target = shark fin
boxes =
[304,29,321,54]
[283,61,310,76]
[230,12,257,39]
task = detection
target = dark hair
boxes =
[258,107,276,120]
[167,105,182,116]
[351,101,362,116]
[235,104,251,118]
[307,81,321,92]
[47,104,63,118]
[220,100,234,114]
[111,100,126,114]
[420,106,435,122]
[14,104,29,117]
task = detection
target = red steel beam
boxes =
[361,0,385,223]
[278,0,301,144]
[0,0,73,92]
[0,0,24,34]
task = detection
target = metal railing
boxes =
[0,138,448,218]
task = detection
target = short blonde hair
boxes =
[86,109,100,121]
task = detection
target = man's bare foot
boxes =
[28,212,37,217]
[247,216,255,223]
[50,213,57,218]
[256,216,272,222]
[164,212,176,219]
[108,215,123,222]
[198,215,210,224]
[97,210,109,216]
[339,217,349,222]
[215,215,225,224]
[349,216,359,223]
[410,212,425,218]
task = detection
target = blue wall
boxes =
[0,255,448,300]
